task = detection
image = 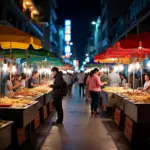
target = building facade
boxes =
[35,0,58,51]
[0,0,44,39]
[112,0,150,44]
[100,0,134,51]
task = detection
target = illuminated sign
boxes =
[65,20,71,26]
[65,19,71,58]
[65,35,71,41]
[65,45,71,53]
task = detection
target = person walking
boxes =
[86,68,106,114]
[51,67,67,125]
[78,71,85,96]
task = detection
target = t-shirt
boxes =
[108,71,121,86]
[5,80,13,95]
[78,73,85,84]
[28,77,38,88]
[144,81,150,87]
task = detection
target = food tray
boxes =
[0,101,39,128]
[0,121,13,150]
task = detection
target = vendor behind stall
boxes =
[40,75,47,85]
[13,74,22,92]
[5,75,20,96]
[108,67,121,86]
[28,71,39,88]
[143,75,150,91]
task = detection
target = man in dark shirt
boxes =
[51,67,65,125]
[28,71,39,88]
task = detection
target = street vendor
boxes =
[137,74,150,91]
[40,75,47,85]
[5,75,21,96]
[143,75,150,91]
[28,71,39,88]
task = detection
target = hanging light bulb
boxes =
[147,60,150,68]
[27,68,32,75]
[119,64,124,72]
[135,62,140,70]
[2,64,8,73]
[114,66,119,72]
[12,65,17,74]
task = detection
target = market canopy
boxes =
[113,32,150,50]
[0,25,42,49]
[0,48,57,59]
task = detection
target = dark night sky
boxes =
[56,0,101,65]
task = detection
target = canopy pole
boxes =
[10,42,12,81]
[133,64,135,91]
[141,67,143,86]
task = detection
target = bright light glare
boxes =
[12,66,17,74]
[70,42,73,45]
[2,64,8,72]
[119,64,124,72]
[92,21,96,25]
[135,62,140,70]
[65,46,71,53]
[147,60,150,67]
[65,20,71,26]
[26,1,30,5]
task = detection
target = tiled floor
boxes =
[21,85,130,150]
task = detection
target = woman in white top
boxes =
[143,75,150,91]
[20,73,28,88]
[5,75,20,96]
[121,74,127,86]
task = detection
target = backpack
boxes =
[62,81,68,96]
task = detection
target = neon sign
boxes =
[64,19,71,58]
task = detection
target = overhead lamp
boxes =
[26,1,30,5]
[70,42,73,45]
[147,60,150,67]
[119,64,124,72]
[92,21,96,25]
[33,10,37,14]
[30,6,33,9]
[12,65,17,74]
[135,62,140,70]
[2,64,8,73]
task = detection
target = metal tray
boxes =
[0,121,13,150]
[0,102,39,128]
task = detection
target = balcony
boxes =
[10,0,43,37]
[113,0,150,40]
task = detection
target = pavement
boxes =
[21,84,131,150]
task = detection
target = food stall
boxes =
[103,87,150,144]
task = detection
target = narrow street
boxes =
[21,85,130,150]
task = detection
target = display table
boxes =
[0,121,13,150]
[0,101,39,128]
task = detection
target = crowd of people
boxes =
[5,66,150,126]
[5,71,50,96]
